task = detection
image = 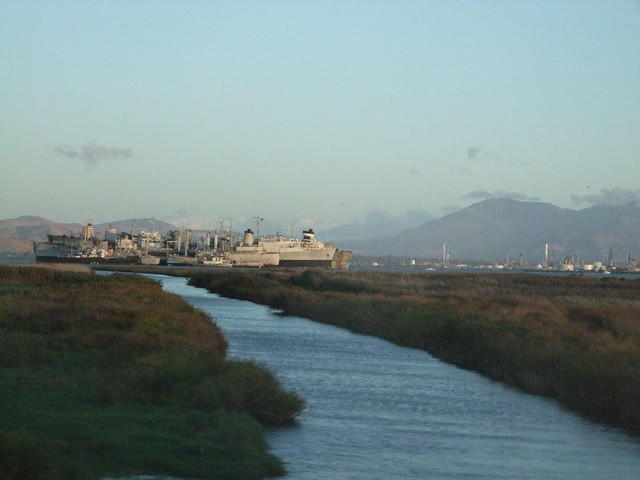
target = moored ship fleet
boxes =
[33,222,352,269]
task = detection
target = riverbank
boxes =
[0,265,303,480]
[176,269,639,435]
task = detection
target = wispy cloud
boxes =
[466,146,499,161]
[54,141,133,168]
[466,147,482,160]
[570,187,640,207]
[463,190,540,202]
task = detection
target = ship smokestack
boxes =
[243,229,255,246]
[303,229,315,244]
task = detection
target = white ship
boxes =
[227,228,351,269]
[33,220,352,269]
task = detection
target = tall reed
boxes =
[190,270,640,434]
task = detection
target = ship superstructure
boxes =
[226,228,351,268]
[33,220,352,268]
[260,229,340,267]
[33,224,142,264]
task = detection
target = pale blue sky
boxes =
[1,1,639,227]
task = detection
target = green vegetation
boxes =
[0,266,303,480]
[187,270,640,435]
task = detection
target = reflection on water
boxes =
[152,274,640,480]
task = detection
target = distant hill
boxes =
[0,216,84,253]
[0,216,177,253]
[0,235,34,254]
[3,203,639,262]
[0,215,83,241]
[356,199,640,263]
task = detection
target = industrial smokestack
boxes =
[544,243,549,268]
[185,229,192,256]
[608,246,614,268]
[442,241,447,268]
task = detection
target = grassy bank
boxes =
[184,270,640,435]
[0,266,303,480]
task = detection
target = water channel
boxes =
[149,274,640,479]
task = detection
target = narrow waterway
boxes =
[151,274,640,480]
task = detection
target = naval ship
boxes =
[227,228,352,268]
[33,221,352,269]
[33,223,149,264]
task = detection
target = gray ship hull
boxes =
[35,255,141,265]
[277,259,333,267]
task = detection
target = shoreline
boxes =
[0,265,303,479]
[99,266,640,436]
[194,270,640,435]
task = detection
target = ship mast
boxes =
[253,216,264,239]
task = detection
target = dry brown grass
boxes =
[16,262,93,273]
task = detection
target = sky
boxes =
[1,0,639,229]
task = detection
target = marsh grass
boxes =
[0,266,303,480]
[188,270,640,434]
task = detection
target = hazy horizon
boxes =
[2,1,639,227]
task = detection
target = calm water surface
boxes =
[149,274,639,480]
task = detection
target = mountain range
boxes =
[344,199,640,263]
[2,199,640,263]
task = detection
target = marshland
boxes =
[0,265,303,480]
[181,269,640,434]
